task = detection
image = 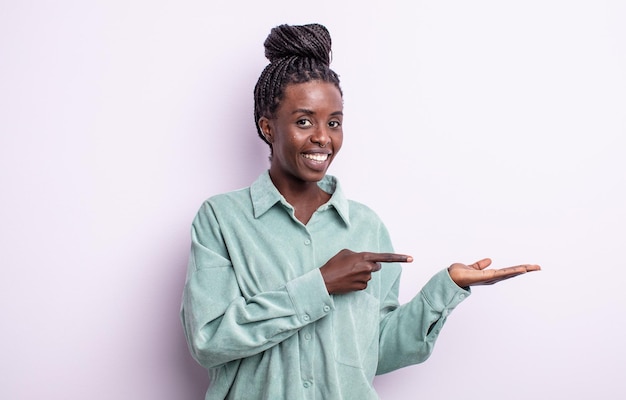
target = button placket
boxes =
[299,325,316,394]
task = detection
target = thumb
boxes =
[470,258,492,270]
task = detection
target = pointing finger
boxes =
[363,252,414,263]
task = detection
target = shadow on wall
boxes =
[168,104,267,398]
[176,334,209,399]
[159,226,210,399]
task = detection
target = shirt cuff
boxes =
[421,268,471,312]
[285,268,335,324]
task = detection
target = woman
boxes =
[181,23,540,399]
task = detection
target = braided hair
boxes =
[253,23,343,147]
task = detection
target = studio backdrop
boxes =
[1,1,625,399]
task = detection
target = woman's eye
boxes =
[328,120,341,128]
[296,119,312,127]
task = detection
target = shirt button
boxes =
[459,293,466,299]
[303,381,312,388]
[304,239,311,245]
[302,314,310,321]
[323,305,330,312]
[304,333,312,340]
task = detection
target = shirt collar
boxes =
[250,170,350,226]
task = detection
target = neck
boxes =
[268,171,330,224]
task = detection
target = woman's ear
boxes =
[258,117,273,144]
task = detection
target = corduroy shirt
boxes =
[181,171,470,399]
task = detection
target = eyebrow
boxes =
[291,108,343,116]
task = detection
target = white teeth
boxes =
[302,153,329,162]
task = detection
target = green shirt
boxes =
[181,171,470,399]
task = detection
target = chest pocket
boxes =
[332,291,380,368]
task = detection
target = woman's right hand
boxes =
[320,249,413,294]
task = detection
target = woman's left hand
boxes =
[448,258,541,288]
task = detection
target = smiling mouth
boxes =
[302,153,330,162]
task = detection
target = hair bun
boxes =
[264,23,332,66]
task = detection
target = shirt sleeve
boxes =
[180,202,334,370]
[373,224,471,375]
[376,268,470,374]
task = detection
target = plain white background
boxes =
[1,1,625,399]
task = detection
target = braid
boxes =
[253,23,342,146]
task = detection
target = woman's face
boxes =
[260,80,343,186]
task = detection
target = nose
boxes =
[311,127,330,147]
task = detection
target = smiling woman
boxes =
[180,23,540,400]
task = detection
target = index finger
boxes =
[501,264,542,273]
[363,252,414,263]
